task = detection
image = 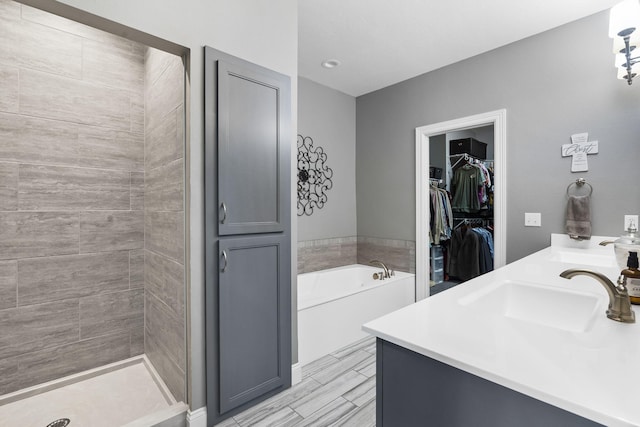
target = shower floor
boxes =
[0,356,185,427]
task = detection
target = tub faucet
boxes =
[369,260,392,279]
[560,268,635,323]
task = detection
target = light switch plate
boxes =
[624,215,638,231]
[525,212,541,227]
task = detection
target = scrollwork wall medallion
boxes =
[297,135,333,216]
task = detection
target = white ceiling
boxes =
[298,0,620,97]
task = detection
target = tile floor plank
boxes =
[294,397,355,427]
[290,370,367,418]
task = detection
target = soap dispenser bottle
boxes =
[621,251,640,305]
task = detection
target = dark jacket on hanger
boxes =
[448,227,481,281]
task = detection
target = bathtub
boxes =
[298,264,415,366]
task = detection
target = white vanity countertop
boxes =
[363,234,640,427]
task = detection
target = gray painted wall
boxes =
[356,10,640,263]
[298,77,357,241]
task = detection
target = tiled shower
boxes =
[0,0,185,404]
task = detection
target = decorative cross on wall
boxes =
[561,133,598,172]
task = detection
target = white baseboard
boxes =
[187,407,207,427]
[292,363,302,385]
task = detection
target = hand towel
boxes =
[566,194,591,240]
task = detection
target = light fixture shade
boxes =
[609,0,640,37]
[617,61,640,79]
[612,32,640,53]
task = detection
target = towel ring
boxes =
[566,178,593,197]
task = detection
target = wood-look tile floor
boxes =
[217,336,377,427]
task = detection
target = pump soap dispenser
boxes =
[621,251,640,305]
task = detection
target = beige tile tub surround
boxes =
[297,236,415,274]
[0,1,147,396]
[297,236,357,274]
[357,236,416,274]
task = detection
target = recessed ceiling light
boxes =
[321,59,341,69]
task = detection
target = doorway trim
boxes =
[415,109,507,300]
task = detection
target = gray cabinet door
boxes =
[217,57,290,235]
[218,234,291,413]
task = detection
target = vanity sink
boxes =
[459,280,600,333]
[548,249,617,268]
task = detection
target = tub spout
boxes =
[369,260,392,279]
[560,268,635,323]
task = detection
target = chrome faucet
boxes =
[560,269,635,323]
[369,260,392,279]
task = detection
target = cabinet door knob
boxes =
[221,250,228,272]
[220,202,227,224]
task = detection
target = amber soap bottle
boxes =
[622,251,640,305]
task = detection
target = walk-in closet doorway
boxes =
[415,109,507,300]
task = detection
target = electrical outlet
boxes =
[624,215,638,231]
[525,212,541,227]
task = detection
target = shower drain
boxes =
[46,419,70,427]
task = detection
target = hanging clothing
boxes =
[447,225,494,281]
[429,185,453,245]
[451,164,483,212]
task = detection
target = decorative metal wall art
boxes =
[297,135,333,216]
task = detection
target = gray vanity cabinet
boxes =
[204,46,291,426]
[376,339,602,427]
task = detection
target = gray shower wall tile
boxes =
[0,0,20,20]
[0,162,18,210]
[131,91,145,135]
[130,172,145,211]
[145,249,184,318]
[7,332,131,395]
[18,252,130,305]
[77,129,144,172]
[145,47,181,92]
[20,3,128,45]
[130,323,145,357]
[0,113,143,171]
[0,356,19,397]
[145,291,185,369]
[0,64,18,113]
[0,212,79,260]
[0,12,20,67]
[0,16,82,79]
[130,249,145,289]
[0,260,17,310]
[145,108,183,171]
[16,19,83,79]
[145,317,186,403]
[145,56,184,133]
[82,37,144,94]
[79,288,144,340]
[0,299,79,360]
[79,211,144,253]
[145,287,186,402]
[20,68,132,130]
[145,158,184,212]
[145,212,185,265]
[18,164,131,211]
